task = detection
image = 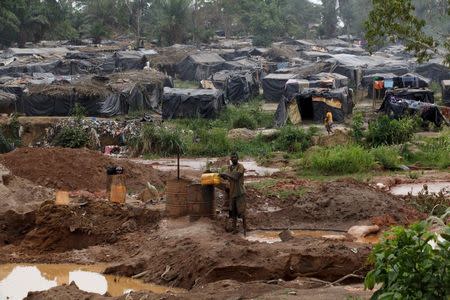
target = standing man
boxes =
[221,152,246,235]
[324,110,334,134]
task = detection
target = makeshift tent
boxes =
[262,73,298,102]
[113,51,146,71]
[210,70,258,104]
[385,88,434,104]
[415,61,450,83]
[379,94,446,127]
[442,80,450,106]
[306,72,349,88]
[362,73,431,98]
[18,70,168,117]
[0,90,17,114]
[275,87,353,127]
[162,88,225,119]
[176,53,226,81]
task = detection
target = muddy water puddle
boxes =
[0,264,183,300]
[245,230,380,244]
[390,182,450,196]
[130,158,279,177]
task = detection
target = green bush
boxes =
[274,126,314,153]
[186,128,230,157]
[370,146,402,170]
[351,112,364,143]
[302,144,375,175]
[365,222,450,299]
[130,124,184,156]
[405,136,450,169]
[231,111,258,129]
[366,115,418,147]
[53,126,89,148]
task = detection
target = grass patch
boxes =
[301,144,375,175]
[403,135,450,169]
[129,124,184,156]
[273,126,316,153]
[370,145,402,169]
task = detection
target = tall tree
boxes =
[320,0,338,38]
[365,0,450,65]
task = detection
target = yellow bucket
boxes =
[110,175,127,203]
[55,191,70,205]
[201,173,221,186]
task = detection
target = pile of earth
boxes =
[0,147,169,192]
[248,179,423,230]
[0,199,161,253]
[25,280,372,300]
[0,164,54,214]
[102,220,371,289]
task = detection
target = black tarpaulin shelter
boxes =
[262,73,298,102]
[415,61,450,83]
[210,70,258,104]
[162,87,225,119]
[306,72,349,89]
[176,53,226,81]
[385,88,434,103]
[0,90,17,114]
[442,80,450,107]
[379,94,446,127]
[275,86,353,127]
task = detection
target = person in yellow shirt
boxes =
[324,111,333,134]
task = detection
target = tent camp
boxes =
[262,73,298,102]
[275,86,353,127]
[442,80,450,107]
[362,73,431,98]
[210,70,258,104]
[18,70,168,117]
[385,88,435,104]
[379,93,446,127]
[176,53,226,81]
[162,87,225,119]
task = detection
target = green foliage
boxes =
[405,135,450,169]
[71,103,87,124]
[274,126,314,153]
[130,124,185,156]
[365,0,450,66]
[366,116,418,147]
[230,111,258,130]
[351,112,365,143]
[370,146,402,170]
[406,186,450,217]
[302,144,375,175]
[186,127,230,157]
[53,126,89,149]
[365,221,450,299]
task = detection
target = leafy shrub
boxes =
[130,124,184,156]
[302,144,375,175]
[365,222,450,299]
[370,146,402,169]
[187,128,230,157]
[231,111,258,130]
[406,136,450,169]
[274,126,314,153]
[53,126,89,148]
[351,112,364,143]
[366,115,418,147]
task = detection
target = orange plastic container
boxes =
[201,173,221,186]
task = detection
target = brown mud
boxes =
[0,147,169,192]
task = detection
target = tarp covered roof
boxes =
[188,53,225,64]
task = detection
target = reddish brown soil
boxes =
[0,200,161,253]
[248,179,423,230]
[0,147,169,192]
[25,280,372,300]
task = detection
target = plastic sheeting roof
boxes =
[188,53,225,64]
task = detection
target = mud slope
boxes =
[249,179,422,230]
[0,147,168,192]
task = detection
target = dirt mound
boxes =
[249,180,422,230]
[0,175,54,214]
[104,220,370,289]
[0,200,161,253]
[25,282,111,300]
[0,147,168,192]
